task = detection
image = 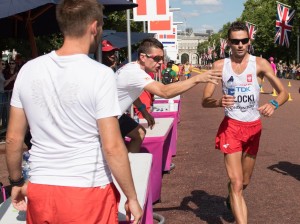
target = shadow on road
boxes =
[268,161,300,181]
[154,190,234,224]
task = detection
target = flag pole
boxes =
[276,1,291,8]
[245,21,256,26]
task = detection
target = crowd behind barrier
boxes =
[276,62,300,80]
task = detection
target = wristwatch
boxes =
[269,99,279,109]
[137,104,146,112]
[8,176,25,187]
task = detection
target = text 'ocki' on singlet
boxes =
[222,55,260,122]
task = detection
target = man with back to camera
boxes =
[5,0,142,223]
[202,21,288,224]
[115,37,223,153]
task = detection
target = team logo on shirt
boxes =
[247,74,252,82]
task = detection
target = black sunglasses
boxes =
[141,53,164,63]
[230,38,249,45]
[9,62,16,65]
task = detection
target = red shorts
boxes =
[26,182,120,224]
[215,117,262,156]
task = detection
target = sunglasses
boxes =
[141,53,164,63]
[230,38,249,45]
[9,62,16,65]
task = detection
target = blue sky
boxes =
[171,0,246,33]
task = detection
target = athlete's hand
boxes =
[125,199,143,224]
[195,69,222,84]
[220,95,235,108]
[258,103,276,117]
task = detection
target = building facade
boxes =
[177,30,209,65]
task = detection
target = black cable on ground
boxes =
[153,212,165,224]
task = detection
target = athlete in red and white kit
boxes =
[202,21,288,224]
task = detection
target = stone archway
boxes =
[191,53,199,65]
[181,53,189,64]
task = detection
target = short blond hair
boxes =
[56,0,103,37]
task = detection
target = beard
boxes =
[89,34,101,55]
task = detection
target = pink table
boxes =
[151,103,179,165]
[137,118,174,203]
[153,95,181,122]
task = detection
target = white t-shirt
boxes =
[11,51,121,187]
[115,62,154,113]
[222,55,260,122]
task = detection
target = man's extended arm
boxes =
[202,60,235,108]
[144,69,222,99]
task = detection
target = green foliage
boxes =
[240,0,300,63]
[1,33,63,59]
[1,10,143,60]
[197,0,300,64]
[104,11,144,32]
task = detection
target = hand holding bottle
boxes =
[219,94,235,108]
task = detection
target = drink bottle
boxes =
[168,99,175,111]
[227,76,235,96]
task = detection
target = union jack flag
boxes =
[219,38,227,58]
[274,3,295,48]
[207,46,214,60]
[246,22,257,40]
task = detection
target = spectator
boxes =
[102,40,120,72]
[5,1,142,223]
[3,59,18,91]
[115,37,222,154]
[269,57,277,76]
[183,61,193,79]
[171,61,180,82]
[277,60,283,78]
[161,61,177,84]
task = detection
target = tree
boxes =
[241,0,300,64]
[198,0,300,64]
[197,22,231,60]
[1,10,144,60]
[104,11,144,32]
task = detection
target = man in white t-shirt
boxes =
[116,38,222,153]
[5,1,142,223]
